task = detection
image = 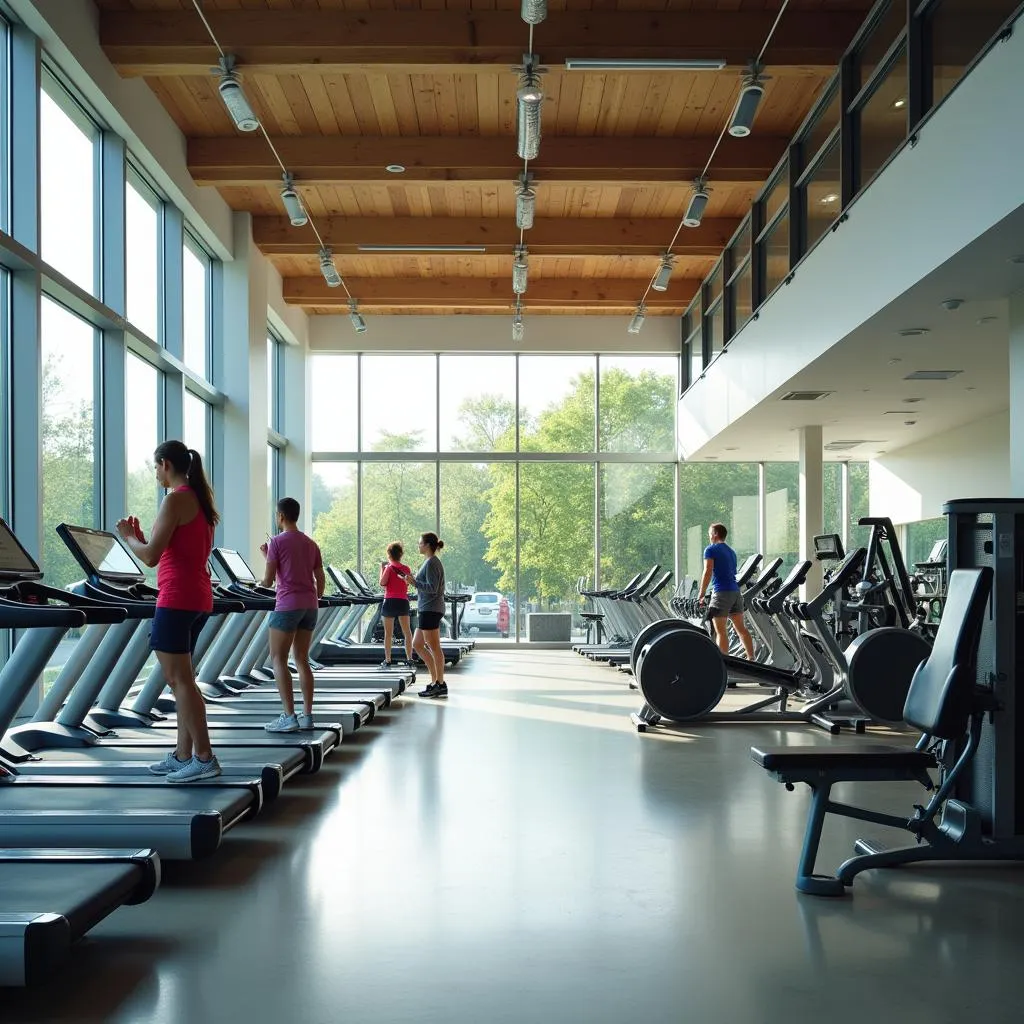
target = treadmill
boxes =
[207,548,406,707]
[5,524,338,783]
[0,521,262,860]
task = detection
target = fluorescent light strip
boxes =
[564,58,726,71]
[358,245,488,253]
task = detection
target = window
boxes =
[440,463,508,636]
[310,354,358,452]
[857,1,907,88]
[267,445,279,535]
[803,81,840,164]
[600,464,675,588]
[730,219,752,268]
[761,212,790,299]
[905,517,946,568]
[40,75,98,294]
[680,464,758,586]
[125,173,161,340]
[928,0,1021,110]
[518,463,594,638]
[41,297,97,589]
[0,17,9,234]
[765,463,799,578]
[519,356,595,453]
[730,260,753,334]
[267,333,281,431]
[686,327,703,389]
[182,237,210,377]
[311,463,358,571]
[183,391,209,462]
[856,45,908,194]
[125,353,161,534]
[361,462,436,572]
[598,356,676,453]
[823,463,844,541]
[763,165,790,226]
[361,355,436,452]
[706,301,725,360]
[0,269,8,525]
[439,355,516,452]
[803,140,841,254]
[847,462,871,550]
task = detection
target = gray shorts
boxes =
[269,607,319,632]
[708,590,744,618]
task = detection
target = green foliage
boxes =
[40,351,96,588]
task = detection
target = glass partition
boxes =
[361,355,436,452]
[803,140,842,253]
[857,0,908,87]
[440,355,516,452]
[310,354,358,452]
[518,356,595,453]
[764,463,799,577]
[600,464,674,588]
[598,356,676,453]
[856,45,909,193]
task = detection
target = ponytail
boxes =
[154,439,220,527]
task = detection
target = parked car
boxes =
[462,592,511,636]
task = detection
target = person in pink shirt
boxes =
[258,497,326,732]
[378,541,413,669]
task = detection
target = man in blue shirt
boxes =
[699,522,755,659]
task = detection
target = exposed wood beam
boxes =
[254,216,739,257]
[189,135,787,186]
[283,276,696,310]
[101,10,865,76]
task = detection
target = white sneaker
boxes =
[265,713,299,733]
[148,750,189,775]
[166,754,222,784]
[296,712,314,730]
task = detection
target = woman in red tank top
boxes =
[116,439,222,784]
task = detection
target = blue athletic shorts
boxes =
[269,607,319,632]
[150,608,208,655]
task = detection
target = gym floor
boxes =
[5,650,1024,1022]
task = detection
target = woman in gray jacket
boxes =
[399,532,448,698]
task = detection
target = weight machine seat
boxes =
[751,745,933,776]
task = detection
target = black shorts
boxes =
[381,598,411,619]
[418,610,443,631]
[150,608,208,654]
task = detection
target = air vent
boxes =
[903,370,962,380]
[780,390,834,401]
[884,410,924,415]
[823,440,881,451]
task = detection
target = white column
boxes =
[799,425,824,598]
[218,212,269,569]
[1010,289,1024,494]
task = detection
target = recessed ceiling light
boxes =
[820,193,839,204]
[385,164,406,174]
[888,358,902,365]
[893,98,906,109]
[898,328,931,337]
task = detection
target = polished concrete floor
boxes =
[6,650,1024,1022]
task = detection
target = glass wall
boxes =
[360,462,436,572]
[519,356,595,452]
[125,173,161,340]
[40,298,97,589]
[40,75,97,295]
[183,391,209,461]
[905,517,947,568]
[598,356,676,452]
[311,463,358,571]
[764,463,799,578]
[361,355,436,451]
[679,463,758,586]
[440,355,516,452]
[601,464,675,587]
[125,352,161,534]
[310,354,358,452]
[182,237,210,377]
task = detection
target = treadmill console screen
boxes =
[0,519,41,578]
[813,534,844,561]
[63,525,145,581]
[214,549,257,585]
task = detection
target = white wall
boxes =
[679,13,1024,453]
[869,411,1010,524]
[10,0,234,258]
[309,314,680,353]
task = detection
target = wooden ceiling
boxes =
[98,0,874,318]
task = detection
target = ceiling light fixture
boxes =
[728,60,767,138]
[516,173,536,231]
[683,178,710,228]
[628,305,646,335]
[563,58,727,71]
[893,97,906,109]
[319,247,342,288]
[651,254,675,292]
[517,57,544,161]
[512,245,529,295]
[820,193,839,204]
[357,244,488,253]
[385,164,406,174]
[512,307,525,342]
[521,0,547,26]
[280,173,308,227]
[215,55,260,132]
[348,299,367,334]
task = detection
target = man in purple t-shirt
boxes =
[259,497,326,732]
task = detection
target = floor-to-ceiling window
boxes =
[182,236,210,378]
[125,352,162,534]
[125,171,161,341]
